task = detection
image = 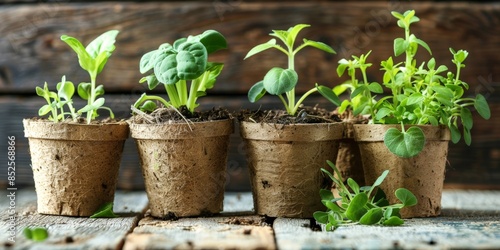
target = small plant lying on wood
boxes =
[245,24,339,116]
[135,30,227,114]
[36,30,120,124]
[23,227,48,242]
[318,10,491,157]
[314,160,417,231]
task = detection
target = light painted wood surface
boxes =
[2,190,500,249]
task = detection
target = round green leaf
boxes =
[313,211,329,224]
[262,67,298,95]
[384,126,425,158]
[395,188,417,207]
[77,82,91,100]
[176,42,207,80]
[197,30,227,54]
[474,94,491,120]
[154,53,179,84]
[359,208,383,225]
[346,193,368,221]
[248,81,266,103]
[382,216,404,226]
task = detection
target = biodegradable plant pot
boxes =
[129,119,233,218]
[353,124,450,218]
[23,119,129,216]
[240,121,344,218]
[335,121,366,186]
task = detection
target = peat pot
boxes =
[23,119,129,216]
[240,121,344,218]
[129,119,233,219]
[353,124,451,218]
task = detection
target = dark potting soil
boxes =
[27,117,126,124]
[237,106,341,124]
[130,106,231,124]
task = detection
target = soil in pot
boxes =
[354,124,450,218]
[23,118,129,216]
[239,107,343,218]
[129,107,233,219]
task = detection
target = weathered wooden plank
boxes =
[0,2,499,95]
[274,190,500,250]
[0,189,148,249]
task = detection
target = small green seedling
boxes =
[60,30,119,124]
[318,10,490,158]
[245,24,338,116]
[314,160,417,231]
[36,75,78,122]
[90,202,119,218]
[23,227,49,242]
[135,30,227,114]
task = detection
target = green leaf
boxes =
[432,86,454,99]
[38,104,52,116]
[56,76,75,101]
[460,108,473,130]
[196,30,227,54]
[375,107,392,121]
[347,178,360,194]
[302,39,336,54]
[244,39,277,59]
[262,67,298,95]
[463,127,472,146]
[450,123,461,144]
[248,81,266,103]
[313,211,329,224]
[154,53,179,84]
[139,50,157,74]
[140,100,157,112]
[336,62,348,77]
[368,82,383,94]
[395,188,417,207]
[319,189,335,201]
[142,75,160,90]
[359,208,383,225]
[474,94,490,119]
[23,227,48,242]
[384,126,426,158]
[382,216,404,226]
[90,202,119,218]
[372,170,389,188]
[322,200,342,212]
[394,38,408,57]
[414,37,432,55]
[317,85,340,106]
[286,24,309,48]
[77,82,92,100]
[351,85,367,99]
[85,30,119,59]
[346,193,368,221]
[61,35,93,72]
[176,41,208,80]
[407,93,423,106]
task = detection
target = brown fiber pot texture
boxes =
[23,119,129,216]
[353,124,450,218]
[129,119,233,218]
[240,122,344,218]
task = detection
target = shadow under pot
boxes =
[129,119,234,219]
[240,121,344,218]
[23,119,129,216]
[353,124,450,218]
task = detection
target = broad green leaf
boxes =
[85,30,119,59]
[336,62,348,77]
[317,85,340,106]
[244,39,277,59]
[463,127,472,146]
[56,76,75,101]
[450,123,461,143]
[319,189,335,201]
[407,93,423,106]
[382,216,404,226]
[313,211,329,224]
[154,53,179,84]
[322,200,342,212]
[474,94,490,119]
[77,82,92,100]
[432,86,454,99]
[36,85,46,98]
[248,81,266,103]
[262,67,298,95]
[384,126,425,158]
[90,202,119,218]
[78,98,105,114]
[460,108,473,130]
[38,104,52,116]
[352,101,368,116]
[347,178,360,194]
[395,188,417,207]
[143,75,160,90]
[176,41,207,80]
[346,193,368,221]
[302,39,336,54]
[394,38,408,57]
[196,30,227,54]
[375,107,392,121]
[61,35,93,72]
[287,24,309,48]
[351,85,367,99]
[139,50,157,74]
[368,82,383,94]
[359,208,383,225]
[428,116,438,126]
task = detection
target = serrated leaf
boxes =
[384,126,425,158]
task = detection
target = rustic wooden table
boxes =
[1,189,499,250]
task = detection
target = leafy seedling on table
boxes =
[23,227,49,242]
[90,202,119,218]
[313,160,417,231]
[245,24,339,116]
[60,30,119,124]
[318,10,490,157]
[135,30,227,114]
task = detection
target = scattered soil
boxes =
[223,217,270,226]
[130,106,231,124]
[237,106,341,124]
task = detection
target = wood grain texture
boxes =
[0,189,148,249]
[0,2,499,95]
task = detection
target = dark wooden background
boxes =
[1,0,499,191]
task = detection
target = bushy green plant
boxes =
[135,30,227,114]
[318,10,490,157]
[37,30,120,124]
[245,24,339,116]
[314,160,417,231]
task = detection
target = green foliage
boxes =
[23,227,49,242]
[60,30,119,124]
[317,10,490,158]
[90,202,119,218]
[36,76,78,122]
[244,24,337,115]
[136,30,227,114]
[314,161,417,231]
